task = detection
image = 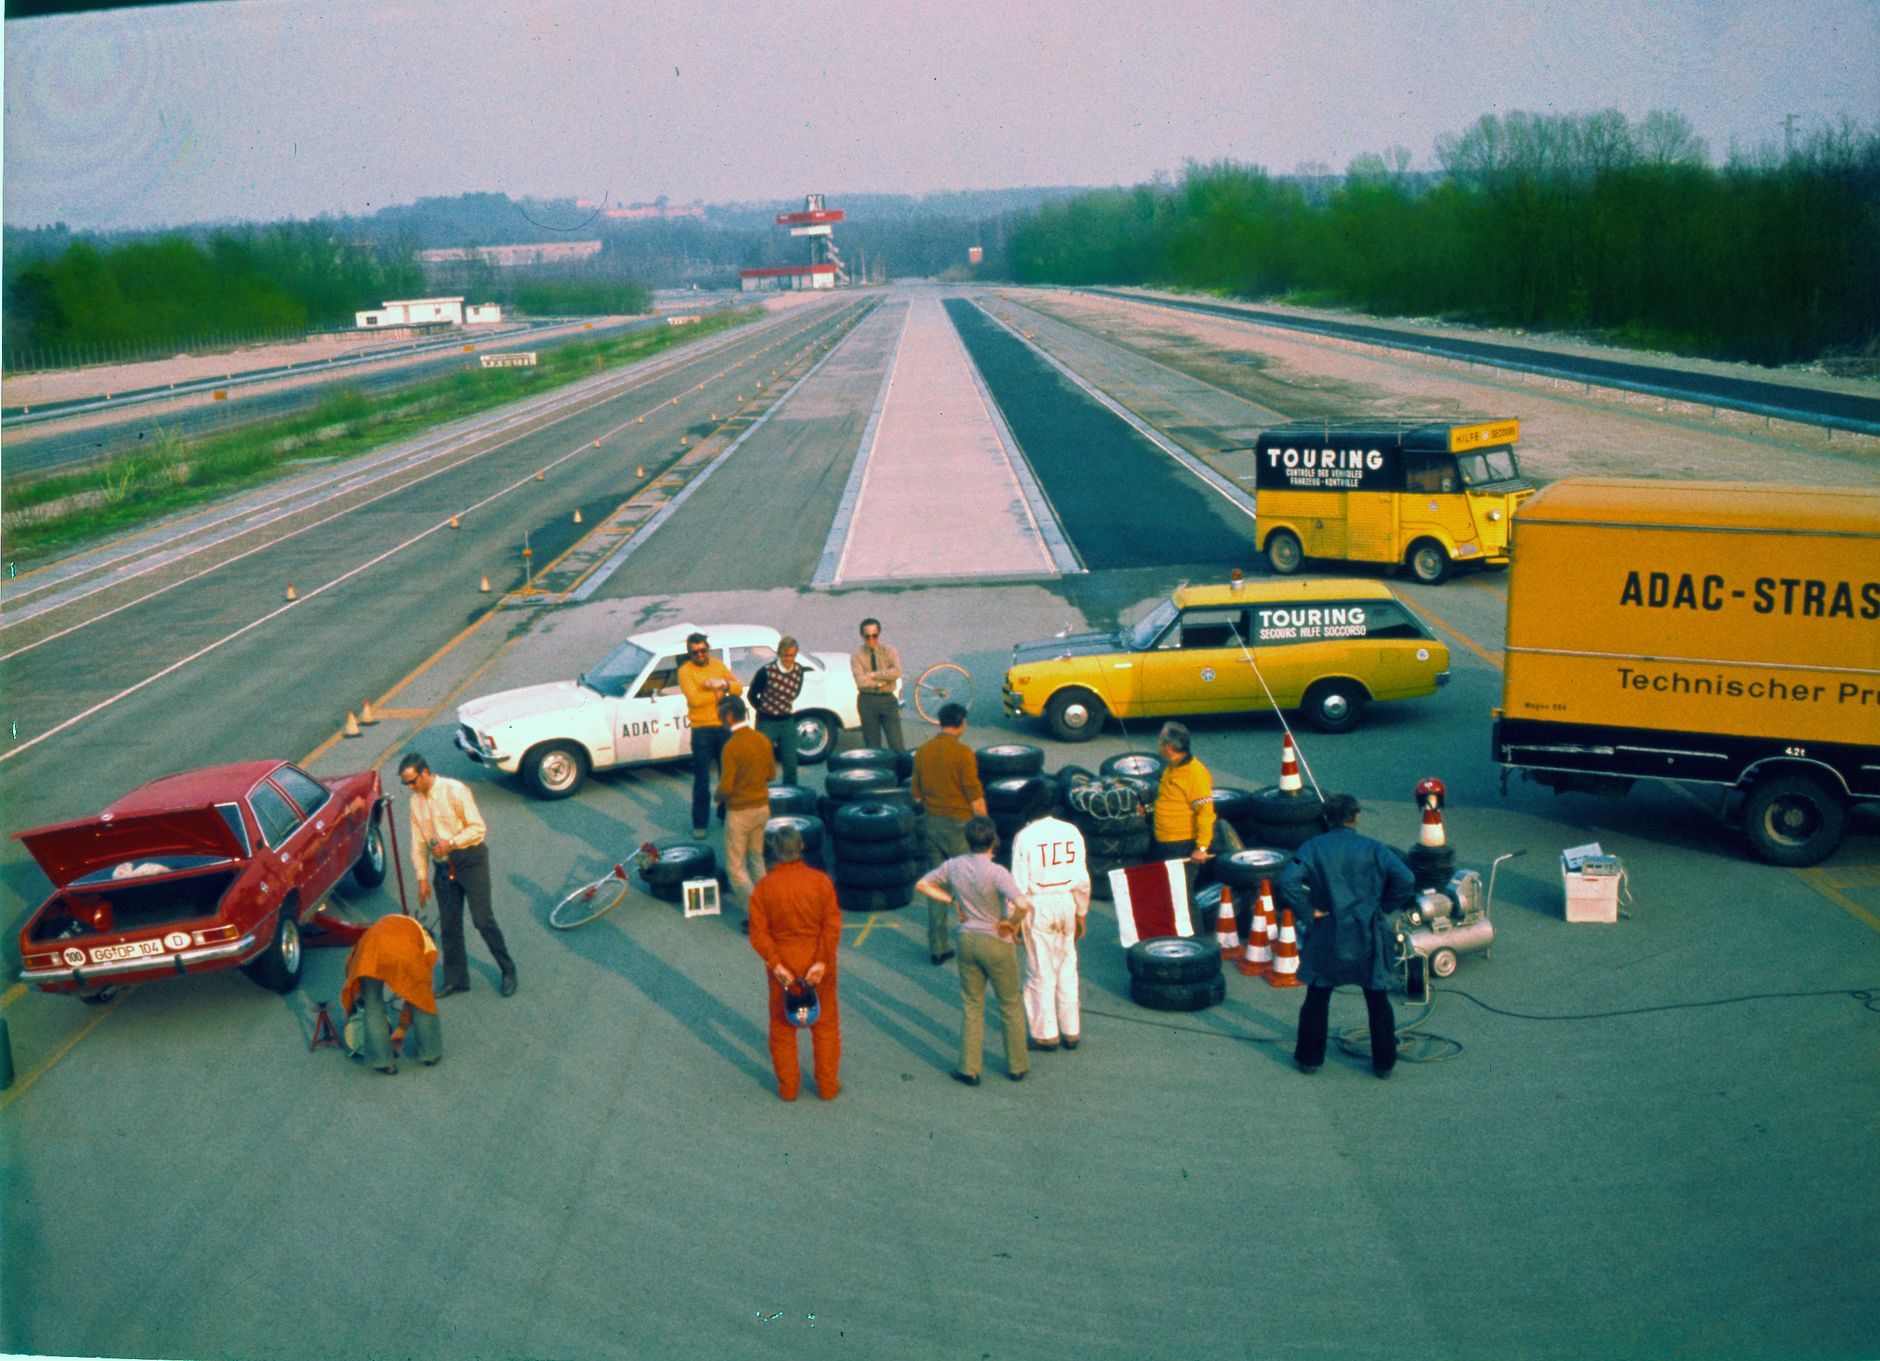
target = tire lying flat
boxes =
[1130,973,1227,1012]
[1125,936,1223,984]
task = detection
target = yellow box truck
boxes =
[1492,478,1880,865]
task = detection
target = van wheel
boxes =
[1742,773,1847,867]
[1266,531,1304,576]
[1046,689,1106,742]
[523,743,588,800]
[1303,680,1368,733]
[1407,541,1451,584]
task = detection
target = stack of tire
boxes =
[1235,784,1327,851]
[1059,751,1160,901]
[636,841,719,904]
[763,783,826,870]
[977,742,1048,867]
[1403,840,1456,893]
[1125,935,1225,1011]
[1210,846,1292,939]
[822,748,923,912]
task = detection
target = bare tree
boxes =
[1636,110,1709,166]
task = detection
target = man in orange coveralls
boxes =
[747,822,842,1101]
[341,913,443,1076]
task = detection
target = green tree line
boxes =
[1004,112,1879,365]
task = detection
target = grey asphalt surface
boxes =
[3,283,1876,1361]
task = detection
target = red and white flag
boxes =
[1110,859,1194,948]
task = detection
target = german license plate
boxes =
[89,939,165,964]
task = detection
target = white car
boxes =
[455,624,868,799]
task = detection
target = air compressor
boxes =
[1393,850,1522,984]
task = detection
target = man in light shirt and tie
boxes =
[401,752,517,998]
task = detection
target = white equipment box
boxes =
[1561,845,1623,923]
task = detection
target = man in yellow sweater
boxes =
[678,632,742,840]
[715,696,774,924]
[1151,722,1214,898]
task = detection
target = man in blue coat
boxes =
[1277,793,1414,1078]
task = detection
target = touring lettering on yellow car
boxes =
[1254,605,1370,642]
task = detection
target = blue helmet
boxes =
[782,979,820,1029]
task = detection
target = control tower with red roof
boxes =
[739,193,848,292]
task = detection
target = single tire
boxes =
[1265,529,1304,576]
[1101,751,1164,783]
[1303,679,1369,734]
[978,743,1047,779]
[1046,689,1107,742]
[1246,819,1319,851]
[1208,787,1259,832]
[895,750,916,784]
[825,767,898,802]
[522,742,589,800]
[1429,947,1459,979]
[838,881,913,913]
[829,747,898,774]
[984,775,1049,814]
[1088,830,1153,860]
[647,878,685,904]
[1056,764,1098,797]
[1742,773,1849,867]
[351,817,388,888]
[1130,973,1227,1012]
[244,901,303,994]
[792,712,839,766]
[550,872,633,930]
[834,858,922,889]
[832,834,924,865]
[832,800,917,842]
[768,784,820,818]
[914,662,974,724]
[641,843,717,887]
[1408,540,1452,585]
[1249,786,1326,824]
[1125,935,1224,984]
[765,814,824,855]
[1216,847,1291,893]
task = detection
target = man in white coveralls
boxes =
[1010,786,1091,1051]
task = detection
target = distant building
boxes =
[418,241,604,267]
[465,302,503,324]
[604,201,707,220]
[738,264,839,293]
[355,296,466,328]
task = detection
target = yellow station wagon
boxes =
[1002,578,1451,740]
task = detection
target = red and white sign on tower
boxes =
[740,193,850,292]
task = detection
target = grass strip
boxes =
[2,308,760,563]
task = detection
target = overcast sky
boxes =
[3,0,1875,231]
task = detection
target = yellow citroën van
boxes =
[1002,578,1450,741]
[1250,419,1534,583]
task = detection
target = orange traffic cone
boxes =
[449,514,461,529]
[1267,908,1302,987]
[535,468,545,481]
[1419,803,1446,848]
[284,582,298,602]
[635,465,645,478]
[359,701,380,726]
[1215,885,1240,955]
[342,711,362,738]
[479,574,492,593]
[1279,733,1303,793]
[572,508,583,524]
[1238,881,1275,976]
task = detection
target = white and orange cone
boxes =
[1279,733,1303,794]
[1238,880,1275,976]
[1215,885,1240,955]
[1267,908,1302,988]
[1419,802,1447,848]
[342,711,362,739]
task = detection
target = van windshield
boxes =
[1457,448,1520,486]
[1124,599,1180,650]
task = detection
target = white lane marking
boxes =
[815,302,911,586]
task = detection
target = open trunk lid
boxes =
[16,807,246,888]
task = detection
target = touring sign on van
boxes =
[1248,419,1534,583]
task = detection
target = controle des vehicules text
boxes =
[455,624,866,798]
[16,760,389,1002]
[1003,578,1450,740]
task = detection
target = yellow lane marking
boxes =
[0,982,27,1012]
[1396,597,1503,671]
[1793,866,1880,935]
[363,707,429,720]
[0,994,122,1112]
[850,914,881,946]
[845,915,908,945]
[1467,575,1509,603]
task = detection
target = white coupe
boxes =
[455,624,869,799]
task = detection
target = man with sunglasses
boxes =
[677,632,743,841]
[400,752,516,998]
[849,617,905,752]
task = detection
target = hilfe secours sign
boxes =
[1253,604,1374,642]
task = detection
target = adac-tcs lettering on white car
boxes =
[454,623,866,799]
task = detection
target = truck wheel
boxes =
[1303,680,1368,733]
[1266,531,1303,576]
[1742,773,1848,867]
[523,743,588,800]
[1429,947,1459,979]
[1046,690,1106,742]
[1407,541,1451,585]
[352,818,388,888]
[244,901,303,994]
[793,712,838,766]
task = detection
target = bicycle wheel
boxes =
[549,867,633,930]
[914,662,973,724]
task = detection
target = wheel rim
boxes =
[1413,547,1444,581]
[1111,755,1158,778]
[363,825,385,873]
[539,750,579,791]
[1318,690,1351,725]
[1431,949,1456,978]
[1059,702,1090,730]
[280,913,301,974]
[795,716,831,758]
[1270,535,1300,571]
[1141,938,1205,961]
[1763,794,1823,846]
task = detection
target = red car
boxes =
[16,760,390,1003]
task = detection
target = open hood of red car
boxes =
[15,806,247,888]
